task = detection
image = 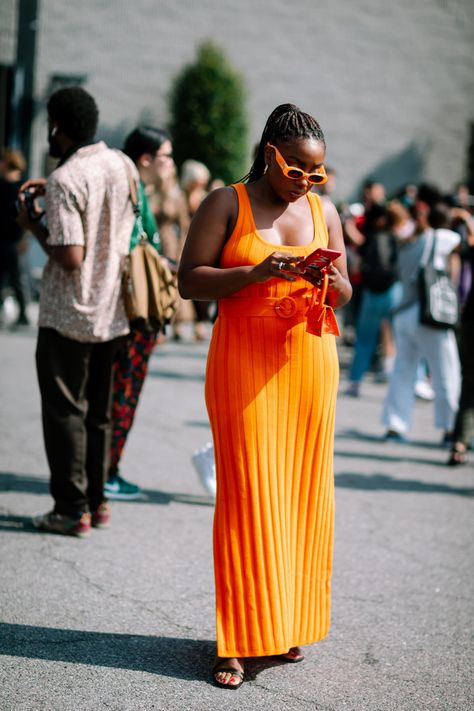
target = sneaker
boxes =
[414,378,435,401]
[192,443,216,498]
[91,502,111,529]
[32,511,91,538]
[383,429,407,443]
[104,474,142,500]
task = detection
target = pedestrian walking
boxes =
[382,203,461,442]
[16,87,136,537]
[448,208,474,465]
[346,203,402,396]
[0,147,30,326]
[179,103,352,689]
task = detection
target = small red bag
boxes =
[306,272,340,337]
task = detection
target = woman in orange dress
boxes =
[178,104,352,690]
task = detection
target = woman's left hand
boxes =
[326,263,346,291]
[301,263,351,306]
[325,263,352,307]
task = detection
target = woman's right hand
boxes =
[252,252,304,283]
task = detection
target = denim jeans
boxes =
[349,282,402,383]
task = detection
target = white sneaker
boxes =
[192,443,216,498]
[414,378,435,401]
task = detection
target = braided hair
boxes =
[244,103,325,183]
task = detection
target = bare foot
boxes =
[212,657,245,689]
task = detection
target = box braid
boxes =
[244,103,326,183]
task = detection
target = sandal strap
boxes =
[213,667,244,680]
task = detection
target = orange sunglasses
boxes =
[268,143,327,185]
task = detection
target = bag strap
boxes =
[115,149,147,241]
[420,229,437,268]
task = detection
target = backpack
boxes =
[360,230,399,292]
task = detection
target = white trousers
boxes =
[382,303,461,434]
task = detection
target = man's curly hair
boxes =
[47,86,99,142]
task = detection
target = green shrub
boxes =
[169,40,249,185]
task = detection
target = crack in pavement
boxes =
[41,549,198,635]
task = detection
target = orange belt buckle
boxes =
[274,296,298,318]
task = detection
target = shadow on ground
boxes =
[0,623,290,683]
[153,348,208,361]
[0,473,214,533]
[0,472,212,504]
[0,624,213,681]
[148,369,205,382]
[183,419,212,429]
[335,449,447,467]
[335,472,474,497]
[336,428,449,450]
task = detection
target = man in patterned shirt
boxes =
[17,87,137,537]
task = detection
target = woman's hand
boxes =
[299,262,351,303]
[252,252,305,283]
[297,263,324,287]
[325,263,352,307]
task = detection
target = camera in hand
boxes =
[14,188,44,222]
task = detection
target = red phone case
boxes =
[299,248,342,271]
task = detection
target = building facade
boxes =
[1,0,473,200]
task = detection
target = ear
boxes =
[138,153,152,169]
[263,144,273,167]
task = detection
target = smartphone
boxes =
[299,248,342,271]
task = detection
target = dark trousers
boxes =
[453,320,474,446]
[36,327,125,516]
[0,242,28,318]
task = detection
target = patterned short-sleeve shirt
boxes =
[39,142,137,342]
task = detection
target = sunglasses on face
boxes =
[268,143,327,185]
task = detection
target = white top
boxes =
[421,228,461,270]
[396,227,460,312]
[39,142,137,342]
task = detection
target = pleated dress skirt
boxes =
[205,183,339,658]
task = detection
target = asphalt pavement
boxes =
[0,313,473,711]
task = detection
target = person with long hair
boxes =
[179,104,351,689]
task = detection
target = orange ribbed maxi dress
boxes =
[205,183,339,658]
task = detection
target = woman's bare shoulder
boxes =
[321,196,340,224]
[200,185,238,211]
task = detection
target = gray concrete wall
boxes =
[11,0,474,199]
[0,0,17,65]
